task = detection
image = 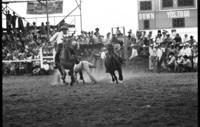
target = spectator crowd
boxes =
[2,9,198,76]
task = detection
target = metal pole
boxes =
[46,0,50,41]
[80,0,83,32]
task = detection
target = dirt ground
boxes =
[3,71,198,127]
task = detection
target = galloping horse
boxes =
[56,40,77,86]
[104,44,123,84]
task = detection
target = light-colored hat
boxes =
[185,43,190,46]
[193,42,198,46]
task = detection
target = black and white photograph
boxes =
[2,0,198,126]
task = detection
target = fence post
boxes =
[39,47,43,68]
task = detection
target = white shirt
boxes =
[178,48,185,57]
[167,56,176,65]
[184,47,192,57]
[129,48,138,60]
[183,59,192,67]
[101,51,107,60]
[155,37,162,44]
[149,47,156,56]
[156,48,163,60]
[43,64,50,71]
[50,31,64,44]
[183,37,189,43]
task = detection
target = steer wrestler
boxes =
[74,60,97,84]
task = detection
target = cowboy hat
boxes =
[95,27,99,31]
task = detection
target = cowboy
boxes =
[49,25,69,68]
[107,44,123,64]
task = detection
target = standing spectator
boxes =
[18,17,24,32]
[4,10,12,32]
[183,34,189,44]
[94,28,100,37]
[148,44,156,71]
[192,43,198,71]
[129,44,138,60]
[165,34,176,46]
[105,32,111,45]
[155,33,162,45]
[188,36,196,46]
[25,22,30,33]
[116,27,122,37]
[161,31,167,42]
[127,30,132,39]
[174,33,182,46]
[155,44,163,72]
[40,22,46,34]
[167,52,176,72]
[11,11,17,29]
[171,29,176,39]
[147,31,153,44]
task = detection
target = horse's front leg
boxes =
[117,67,123,83]
[110,73,115,83]
[58,65,67,85]
[69,69,75,86]
[110,72,118,84]
[79,71,85,84]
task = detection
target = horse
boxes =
[56,41,77,86]
[104,44,123,84]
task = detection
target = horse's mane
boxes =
[107,44,114,54]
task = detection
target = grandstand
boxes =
[137,0,198,40]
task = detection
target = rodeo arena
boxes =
[2,0,198,127]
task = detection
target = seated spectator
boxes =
[167,52,176,72]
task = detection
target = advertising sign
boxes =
[27,0,63,15]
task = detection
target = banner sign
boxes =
[27,0,63,15]
[167,10,190,18]
[138,13,155,20]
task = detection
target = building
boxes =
[137,0,198,39]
